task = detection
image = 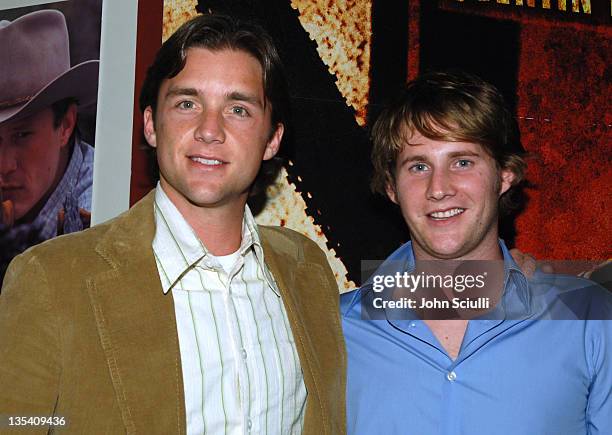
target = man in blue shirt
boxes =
[341,71,611,434]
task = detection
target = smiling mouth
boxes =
[190,156,225,166]
[428,208,465,220]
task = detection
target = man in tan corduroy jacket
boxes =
[0,14,346,435]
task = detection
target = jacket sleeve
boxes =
[0,252,61,434]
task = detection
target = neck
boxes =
[159,183,246,256]
[190,207,244,256]
[412,231,504,262]
[411,229,506,312]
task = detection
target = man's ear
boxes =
[58,103,77,147]
[263,123,284,160]
[499,168,516,196]
[143,106,157,148]
[385,180,398,204]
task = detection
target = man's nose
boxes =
[0,147,18,182]
[426,167,456,201]
[194,109,226,144]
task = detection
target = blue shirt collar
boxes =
[345,239,532,319]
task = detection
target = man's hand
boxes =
[578,259,611,279]
[1,187,15,228]
[510,249,610,289]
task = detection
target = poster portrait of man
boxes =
[0,0,102,285]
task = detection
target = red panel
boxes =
[515,22,611,259]
[129,0,164,205]
[407,0,421,80]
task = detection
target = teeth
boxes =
[429,208,464,219]
[192,157,223,165]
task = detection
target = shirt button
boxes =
[446,371,457,382]
[241,349,247,359]
[410,322,416,328]
[247,419,253,430]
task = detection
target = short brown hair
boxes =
[371,70,526,215]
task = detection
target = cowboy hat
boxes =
[0,9,99,124]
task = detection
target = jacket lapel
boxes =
[87,192,186,434]
[259,229,326,420]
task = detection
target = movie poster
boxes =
[0,0,103,285]
[131,0,611,290]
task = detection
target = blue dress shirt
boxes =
[341,241,612,435]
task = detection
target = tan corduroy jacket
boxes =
[0,191,346,435]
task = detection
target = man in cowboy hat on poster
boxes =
[0,9,99,284]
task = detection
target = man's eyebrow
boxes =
[165,87,199,98]
[398,154,429,166]
[398,150,482,167]
[447,150,481,158]
[163,88,264,108]
[226,91,263,108]
[9,121,32,130]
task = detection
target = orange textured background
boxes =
[514,21,611,259]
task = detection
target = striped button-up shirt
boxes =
[152,185,306,435]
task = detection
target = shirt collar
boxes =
[243,206,281,297]
[344,239,531,317]
[497,240,532,318]
[152,184,278,295]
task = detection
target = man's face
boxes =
[386,130,514,260]
[0,107,75,221]
[143,48,283,216]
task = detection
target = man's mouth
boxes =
[190,156,225,166]
[428,208,465,220]
[0,184,22,191]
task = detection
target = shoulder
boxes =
[5,192,155,278]
[259,225,317,246]
[531,271,612,300]
[13,216,111,264]
[78,138,95,160]
[73,139,95,204]
[340,288,361,315]
[258,225,341,298]
[72,139,94,176]
[4,221,107,287]
[530,271,612,320]
[258,225,327,263]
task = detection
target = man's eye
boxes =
[177,101,195,110]
[231,106,249,117]
[15,131,32,140]
[409,163,428,173]
[455,159,473,168]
